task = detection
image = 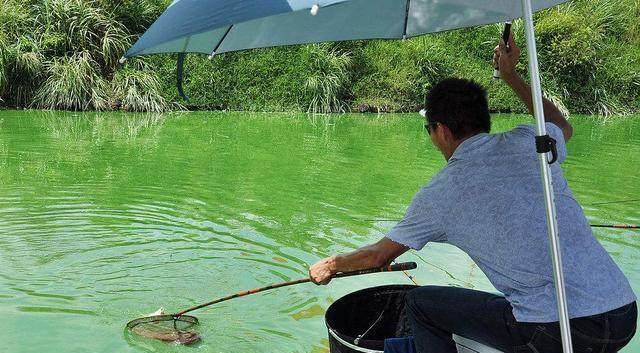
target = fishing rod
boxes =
[126,262,419,345]
[590,224,639,230]
[174,261,417,317]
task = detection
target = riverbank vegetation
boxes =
[1,0,638,115]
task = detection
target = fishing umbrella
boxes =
[123,1,574,352]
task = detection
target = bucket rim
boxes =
[325,284,418,326]
[328,328,384,353]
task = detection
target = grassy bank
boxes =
[1,0,639,115]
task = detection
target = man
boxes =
[309,33,637,353]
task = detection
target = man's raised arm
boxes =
[495,32,573,142]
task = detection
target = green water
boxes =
[0,111,638,353]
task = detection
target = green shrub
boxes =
[537,12,600,75]
[0,0,31,39]
[163,46,311,111]
[628,0,640,42]
[97,0,168,33]
[1,36,44,107]
[33,51,110,111]
[350,37,452,112]
[533,0,640,116]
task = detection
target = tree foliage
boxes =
[0,0,638,116]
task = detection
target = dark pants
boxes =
[405,286,637,353]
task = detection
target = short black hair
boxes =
[425,78,491,139]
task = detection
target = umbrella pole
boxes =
[520,0,574,352]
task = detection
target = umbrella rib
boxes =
[402,0,411,39]
[209,25,234,57]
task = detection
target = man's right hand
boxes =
[492,30,573,142]
[308,238,409,286]
[309,256,337,285]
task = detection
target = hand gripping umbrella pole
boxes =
[126,261,417,345]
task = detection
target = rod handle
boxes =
[332,262,417,279]
[388,262,418,272]
[493,21,512,80]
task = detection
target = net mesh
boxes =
[126,315,201,345]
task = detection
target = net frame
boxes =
[126,314,201,345]
[126,314,199,330]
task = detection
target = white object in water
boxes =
[147,307,167,317]
[310,4,319,16]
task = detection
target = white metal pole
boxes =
[520,0,574,352]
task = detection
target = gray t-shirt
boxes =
[387,123,636,323]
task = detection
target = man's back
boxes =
[388,123,636,322]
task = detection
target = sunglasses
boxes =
[424,122,439,135]
[419,109,439,135]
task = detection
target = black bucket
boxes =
[325,285,418,353]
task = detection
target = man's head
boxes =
[422,78,491,160]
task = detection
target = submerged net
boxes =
[126,314,201,345]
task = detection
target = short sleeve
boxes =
[545,123,567,163]
[512,123,567,163]
[386,189,446,250]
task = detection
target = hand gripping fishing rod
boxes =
[174,262,417,317]
[493,21,512,79]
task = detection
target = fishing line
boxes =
[392,259,419,285]
[362,219,639,231]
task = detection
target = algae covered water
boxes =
[0,111,638,353]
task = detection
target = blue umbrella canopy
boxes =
[124,0,567,58]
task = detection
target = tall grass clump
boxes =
[111,63,169,112]
[304,44,351,114]
[0,0,172,111]
[35,0,131,73]
[34,52,110,110]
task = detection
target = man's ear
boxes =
[438,123,454,142]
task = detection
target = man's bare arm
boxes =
[495,33,573,142]
[309,238,409,285]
